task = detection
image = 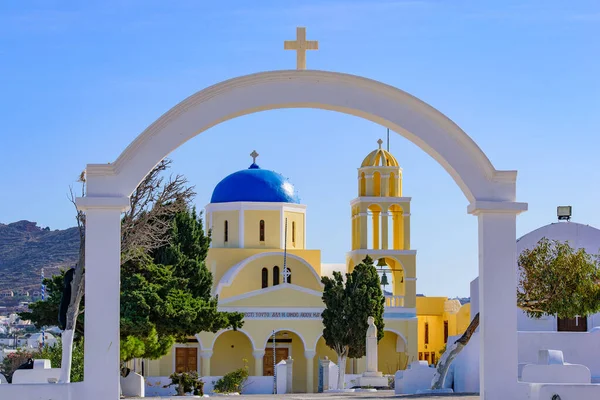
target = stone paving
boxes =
[139,391,479,400]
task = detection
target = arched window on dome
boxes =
[292,221,296,245]
[259,220,265,242]
[273,266,280,285]
[261,268,268,289]
[224,220,229,243]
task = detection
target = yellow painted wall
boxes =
[284,211,305,249]
[210,211,240,248]
[244,210,280,249]
[158,346,173,376]
[219,255,323,299]
[314,336,353,391]
[455,303,471,333]
[415,297,471,363]
[212,330,255,376]
[288,332,307,393]
[378,331,407,375]
[223,287,325,308]
[207,248,322,291]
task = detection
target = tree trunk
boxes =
[336,353,347,390]
[430,313,479,390]
[59,228,85,383]
[58,329,74,383]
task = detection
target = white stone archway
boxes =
[76,70,527,400]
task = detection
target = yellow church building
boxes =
[144,142,470,392]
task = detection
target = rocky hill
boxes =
[0,221,79,292]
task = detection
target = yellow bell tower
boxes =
[346,139,417,309]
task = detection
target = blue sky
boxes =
[1,1,599,297]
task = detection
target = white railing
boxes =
[385,295,404,307]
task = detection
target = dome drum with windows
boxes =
[205,150,306,251]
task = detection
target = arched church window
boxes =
[259,220,265,242]
[373,171,381,196]
[285,268,291,284]
[273,266,280,285]
[359,172,366,196]
[424,322,429,345]
[292,221,296,244]
[261,268,268,289]
[389,172,397,197]
[224,220,229,243]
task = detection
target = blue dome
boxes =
[211,164,300,204]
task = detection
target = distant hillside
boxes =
[0,221,79,292]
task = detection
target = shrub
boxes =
[165,371,204,396]
[39,338,84,382]
[213,359,249,394]
[387,375,395,389]
[0,349,35,383]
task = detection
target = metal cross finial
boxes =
[250,150,259,163]
[377,139,383,149]
[282,267,291,284]
[284,27,319,70]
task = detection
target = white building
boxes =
[470,220,600,332]
[450,218,600,392]
[515,221,600,331]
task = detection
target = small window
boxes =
[431,352,436,365]
[292,221,296,244]
[261,268,268,289]
[224,220,229,242]
[424,352,430,362]
[259,220,265,242]
[418,352,423,360]
[273,266,280,285]
[443,320,449,343]
[424,322,429,345]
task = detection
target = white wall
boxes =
[0,382,85,400]
[449,329,600,392]
[11,368,61,384]
[519,330,600,379]
[145,375,275,396]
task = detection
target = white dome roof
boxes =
[517,222,600,255]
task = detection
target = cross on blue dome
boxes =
[210,151,301,204]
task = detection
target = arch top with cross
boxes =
[284,26,319,70]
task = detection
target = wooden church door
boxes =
[175,347,198,372]
[263,348,289,376]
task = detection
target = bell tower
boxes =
[346,139,417,309]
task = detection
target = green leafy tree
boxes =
[120,207,244,361]
[21,208,244,363]
[432,237,600,389]
[518,237,600,318]
[321,256,385,389]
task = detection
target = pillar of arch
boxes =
[389,171,398,197]
[77,70,527,400]
[368,204,383,250]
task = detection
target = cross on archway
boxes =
[284,27,319,70]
